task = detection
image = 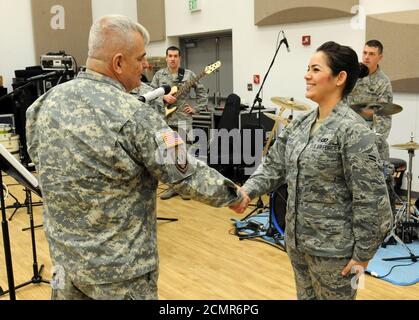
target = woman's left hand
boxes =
[341,259,369,276]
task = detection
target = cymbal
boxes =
[350,102,403,117]
[391,141,419,150]
[271,97,311,112]
[263,113,289,125]
[263,113,282,121]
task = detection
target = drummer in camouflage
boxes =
[26,15,246,300]
[347,40,393,161]
[230,42,392,300]
[347,40,396,214]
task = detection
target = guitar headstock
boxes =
[204,61,222,75]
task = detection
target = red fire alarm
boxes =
[302,35,311,46]
[253,74,260,85]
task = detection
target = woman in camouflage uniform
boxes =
[231,42,392,300]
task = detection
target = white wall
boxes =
[0,0,36,91]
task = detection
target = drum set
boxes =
[350,101,419,243]
[387,137,419,244]
[348,101,419,246]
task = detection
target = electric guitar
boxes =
[165,61,222,117]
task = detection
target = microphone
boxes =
[138,84,171,103]
[281,30,290,52]
[26,71,61,81]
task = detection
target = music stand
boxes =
[0,144,49,299]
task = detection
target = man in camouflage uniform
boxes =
[347,40,396,214]
[26,15,245,300]
[348,40,393,160]
[151,46,208,200]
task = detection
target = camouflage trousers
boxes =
[51,270,158,300]
[286,245,357,300]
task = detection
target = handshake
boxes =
[230,187,251,214]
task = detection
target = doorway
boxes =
[180,32,233,109]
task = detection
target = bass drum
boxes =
[269,184,288,235]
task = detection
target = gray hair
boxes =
[88,15,150,60]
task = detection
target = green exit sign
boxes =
[189,0,201,12]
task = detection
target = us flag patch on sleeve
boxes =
[162,131,184,149]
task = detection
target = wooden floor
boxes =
[1,177,418,300]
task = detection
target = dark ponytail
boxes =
[316,41,360,97]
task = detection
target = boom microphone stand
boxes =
[0,170,16,300]
[0,145,49,298]
[241,31,289,222]
[7,193,43,222]
[0,187,50,298]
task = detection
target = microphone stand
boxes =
[0,81,35,103]
[0,170,16,300]
[0,186,49,299]
[242,33,288,221]
[0,69,65,104]
[248,34,288,117]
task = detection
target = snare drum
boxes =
[0,134,21,161]
[269,184,288,236]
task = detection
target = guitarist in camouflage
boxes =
[151,46,208,200]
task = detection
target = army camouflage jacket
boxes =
[347,67,393,160]
[26,70,240,285]
[243,100,392,262]
[150,67,208,127]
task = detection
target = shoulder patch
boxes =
[173,145,188,173]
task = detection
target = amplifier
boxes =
[212,108,276,134]
[41,54,76,72]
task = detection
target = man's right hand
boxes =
[163,94,177,104]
